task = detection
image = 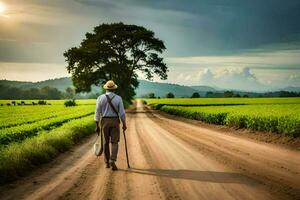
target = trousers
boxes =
[101,118,120,163]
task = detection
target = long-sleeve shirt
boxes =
[94,92,126,123]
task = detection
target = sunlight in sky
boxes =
[0,2,6,15]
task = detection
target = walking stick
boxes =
[123,130,130,168]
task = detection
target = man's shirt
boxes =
[94,91,126,123]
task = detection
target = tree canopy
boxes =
[166,92,175,98]
[191,92,200,98]
[64,22,168,102]
[0,85,63,99]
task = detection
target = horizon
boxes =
[0,0,300,91]
[1,76,298,93]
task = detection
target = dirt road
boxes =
[0,100,299,200]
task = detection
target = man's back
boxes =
[94,92,126,123]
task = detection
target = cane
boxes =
[123,130,130,168]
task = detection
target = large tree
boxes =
[64,22,168,102]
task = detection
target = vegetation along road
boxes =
[0,100,299,200]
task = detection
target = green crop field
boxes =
[0,99,96,105]
[0,100,96,183]
[144,97,300,137]
[144,97,300,106]
[161,104,300,136]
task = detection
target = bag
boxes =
[94,124,103,156]
[94,137,102,156]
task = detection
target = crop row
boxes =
[0,105,95,129]
[0,105,54,116]
[145,97,300,107]
[160,104,300,137]
[0,104,94,117]
[0,99,96,106]
[0,109,94,145]
[0,115,95,183]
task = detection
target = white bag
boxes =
[94,135,103,156]
[94,143,101,156]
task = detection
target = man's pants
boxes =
[101,118,120,163]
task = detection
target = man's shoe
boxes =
[106,162,110,168]
[110,162,118,171]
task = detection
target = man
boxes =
[94,80,127,171]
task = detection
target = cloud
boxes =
[196,67,264,91]
[2,0,300,63]
[166,49,300,69]
[126,0,300,56]
[162,49,300,90]
[0,0,196,63]
[1,0,78,25]
[1,0,300,90]
[287,74,300,86]
[184,74,191,81]
[152,65,300,91]
[197,68,214,85]
[0,62,68,81]
[0,39,60,63]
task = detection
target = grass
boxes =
[0,99,96,105]
[160,104,300,137]
[143,97,300,137]
[0,115,95,183]
[0,106,95,145]
[144,97,300,107]
[0,105,94,129]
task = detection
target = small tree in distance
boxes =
[166,92,175,98]
[65,87,75,99]
[224,91,234,97]
[191,92,200,98]
[148,93,156,98]
[64,99,77,107]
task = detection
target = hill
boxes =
[0,78,73,91]
[281,86,300,93]
[0,78,216,98]
[136,80,207,98]
[1,78,299,98]
[190,85,216,92]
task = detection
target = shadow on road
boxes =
[120,168,257,185]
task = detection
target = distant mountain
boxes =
[136,80,205,97]
[0,78,73,91]
[190,85,216,92]
[1,77,298,98]
[0,78,216,98]
[280,86,300,92]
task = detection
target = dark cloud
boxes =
[72,0,118,9]
[0,39,60,63]
[115,0,300,56]
[1,0,300,61]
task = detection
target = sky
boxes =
[0,0,300,91]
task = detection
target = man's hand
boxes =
[95,121,100,135]
[95,126,100,135]
[122,124,127,131]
